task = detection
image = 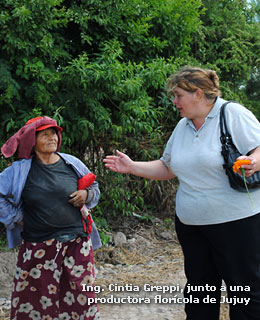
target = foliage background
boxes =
[0,0,260,238]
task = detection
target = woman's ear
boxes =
[195,88,204,100]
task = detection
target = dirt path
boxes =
[0,223,229,320]
[95,242,187,320]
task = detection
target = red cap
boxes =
[26,117,63,132]
[36,124,63,132]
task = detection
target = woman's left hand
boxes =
[68,190,88,207]
[236,155,257,177]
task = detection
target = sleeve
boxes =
[85,187,98,207]
[84,180,100,209]
[68,155,102,249]
[160,130,176,167]
[68,154,100,209]
[225,103,260,155]
[0,165,23,230]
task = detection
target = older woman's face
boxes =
[35,128,58,155]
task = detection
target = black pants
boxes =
[175,214,260,320]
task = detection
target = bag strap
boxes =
[219,100,236,145]
[219,100,238,169]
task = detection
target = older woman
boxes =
[0,116,101,320]
[104,66,260,320]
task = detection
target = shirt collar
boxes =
[207,96,226,118]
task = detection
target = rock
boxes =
[113,232,127,246]
[104,263,114,268]
[160,231,174,240]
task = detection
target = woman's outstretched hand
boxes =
[103,150,132,174]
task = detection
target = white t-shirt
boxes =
[161,97,260,225]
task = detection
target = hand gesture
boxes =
[103,150,133,174]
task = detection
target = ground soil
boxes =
[0,217,230,320]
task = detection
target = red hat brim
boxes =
[36,124,63,132]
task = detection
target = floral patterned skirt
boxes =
[10,236,100,320]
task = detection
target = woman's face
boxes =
[35,128,58,156]
[172,86,198,119]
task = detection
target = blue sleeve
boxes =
[74,157,100,209]
[0,165,23,230]
[59,153,100,209]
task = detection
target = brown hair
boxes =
[167,66,221,99]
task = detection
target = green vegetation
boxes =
[0,0,260,243]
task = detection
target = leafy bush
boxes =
[0,0,259,236]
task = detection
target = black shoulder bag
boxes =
[220,101,260,192]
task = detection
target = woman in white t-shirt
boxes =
[104,66,260,320]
